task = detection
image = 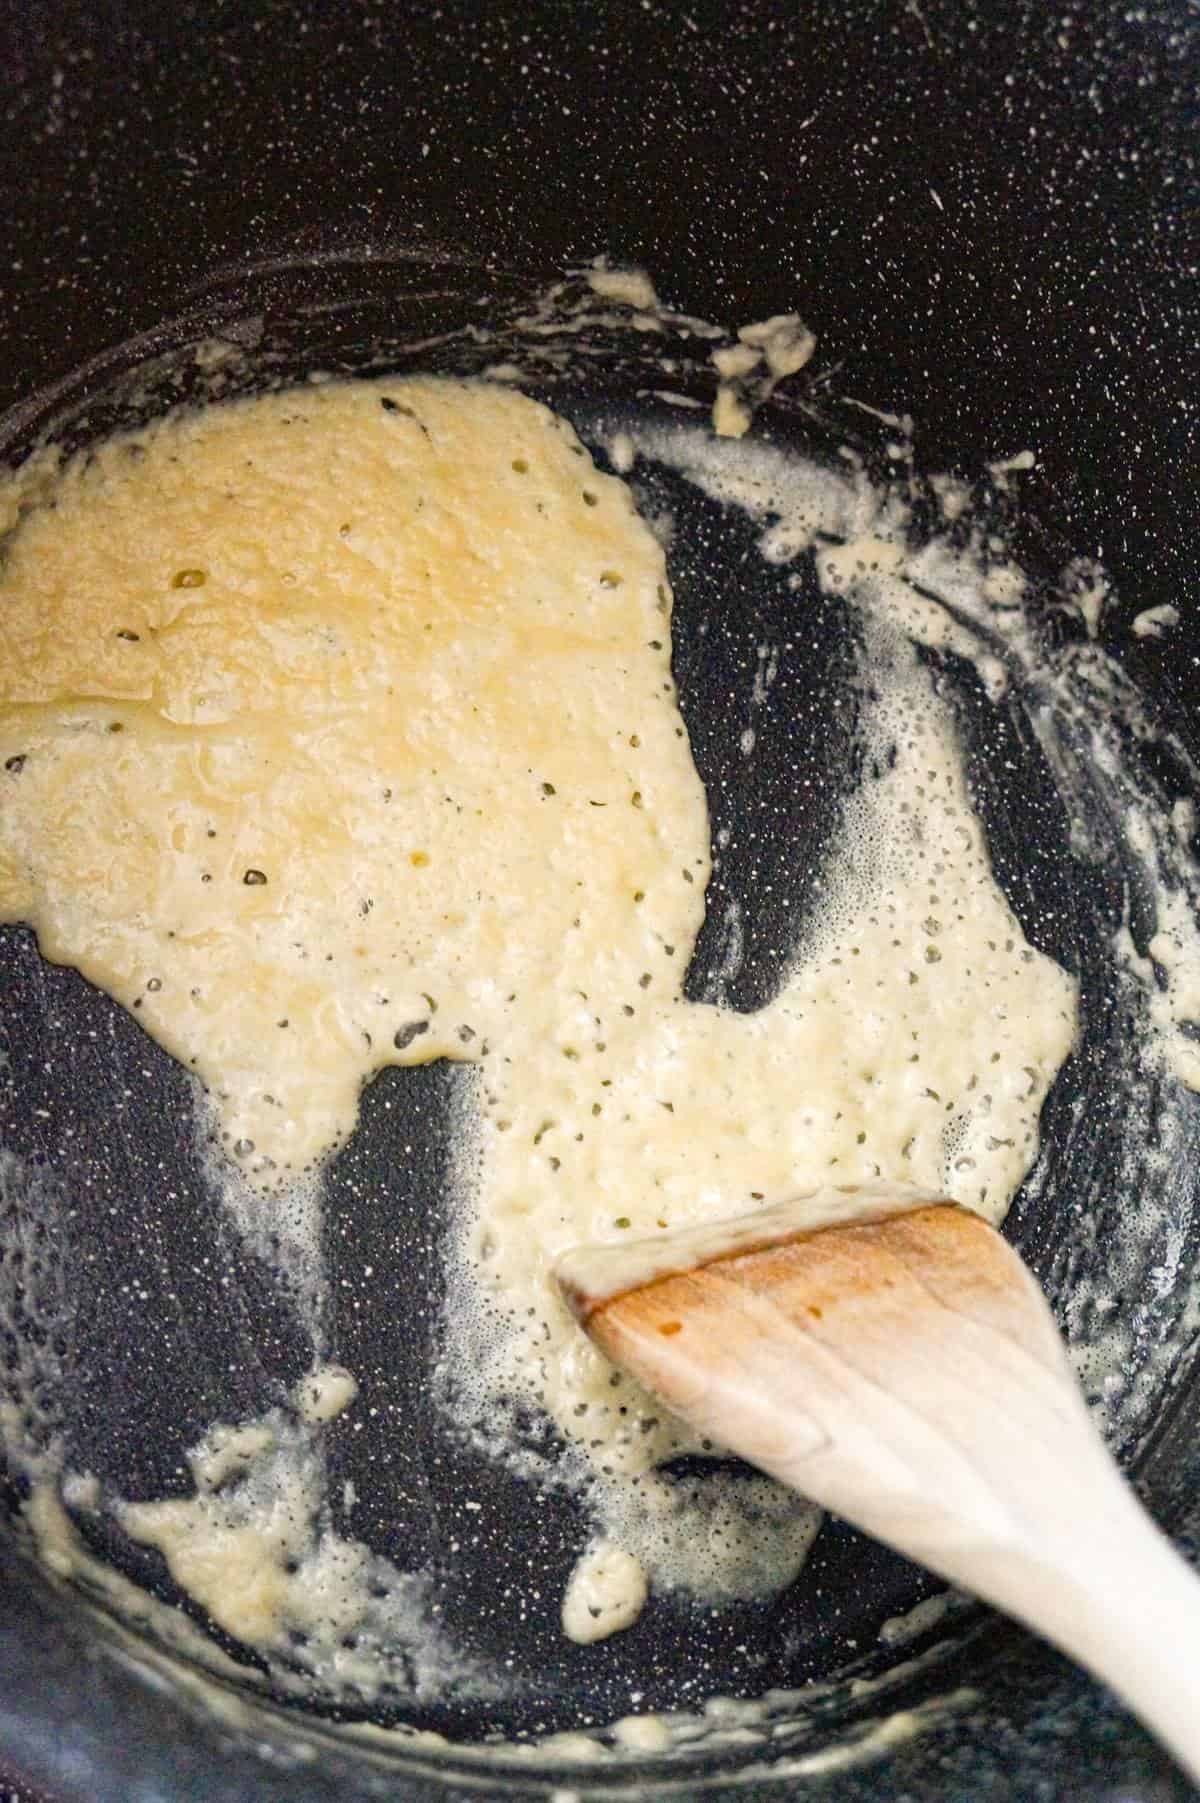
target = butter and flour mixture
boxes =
[0,375,1078,1690]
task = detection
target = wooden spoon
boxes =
[555,1184,1200,1782]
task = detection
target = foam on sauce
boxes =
[0,376,1077,1696]
[116,1379,510,1708]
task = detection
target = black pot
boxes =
[1,3,1198,1798]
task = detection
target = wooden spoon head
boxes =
[556,1196,1200,1789]
[555,1189,1072,1514]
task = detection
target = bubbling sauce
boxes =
[0,377,1077,1660]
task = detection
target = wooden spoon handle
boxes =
[579,1206,1200,1782]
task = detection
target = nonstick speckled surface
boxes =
[1,3,1199,1799]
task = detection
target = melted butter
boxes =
[0,377,1078,1661]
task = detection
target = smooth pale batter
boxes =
[0,377,1078,1659]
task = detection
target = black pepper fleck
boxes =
[393,1020,430,1051]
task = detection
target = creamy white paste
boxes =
[710,312,816,438]
[0,375,1077,1688]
